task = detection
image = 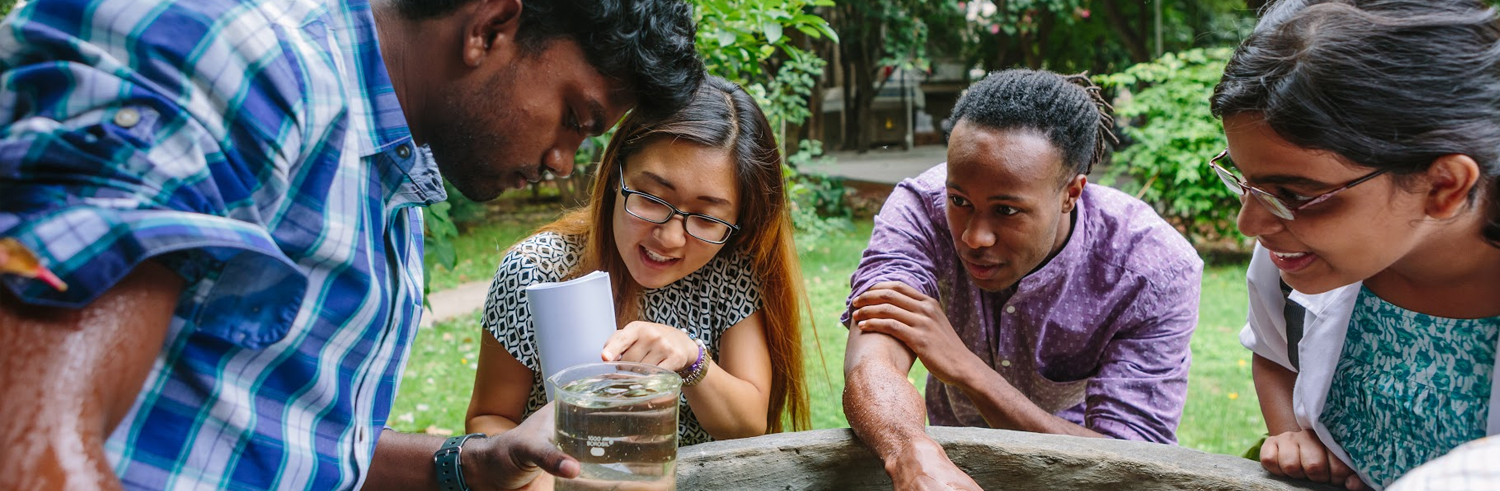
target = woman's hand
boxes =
[1260,429,1365,490]
[600,321,699,372]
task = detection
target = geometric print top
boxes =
[0,0,444,489]
[1321,286,1499,490]
[481,232,761,446]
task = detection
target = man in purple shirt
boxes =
[843,69,1202,490]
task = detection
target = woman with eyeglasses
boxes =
[1213,0,1500,489]
[465,76,811,451]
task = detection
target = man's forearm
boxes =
[366,430,444,490]
[952,368,1104,439]
[844,358,937,462]
[369,407,578,491]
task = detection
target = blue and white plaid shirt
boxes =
[0,0,445,488]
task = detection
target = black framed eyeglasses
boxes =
[617,167,740,244]
[1208,149,1389,220]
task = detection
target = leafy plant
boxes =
[694,0,837,134]
[784,140,853,243]
[422,200,460,296]
[1096,47,1239,244]
[690,0,853,243]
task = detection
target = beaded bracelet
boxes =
[679,337,710,386]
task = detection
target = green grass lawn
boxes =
[422,212,561,292]
[394,216,1263,456]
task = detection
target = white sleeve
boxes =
[1239,243,1296,371]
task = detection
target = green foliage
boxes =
[422,201,460,296]
[958,0,1254,75]
[422,214,554,292]
[694,0,835,132]
[783,140,853,242]
[1097,47,1239,243]
[442,181,490,225]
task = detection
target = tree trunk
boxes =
[845,18,885,154]
[840,39,858,152]
[1101,0,1150,63]
[852,57,877,153]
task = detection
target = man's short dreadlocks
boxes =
[944,69,1118,180]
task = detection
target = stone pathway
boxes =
[420,280,492,328]
[817,145,949,185]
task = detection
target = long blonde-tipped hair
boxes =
[534,76,811,432]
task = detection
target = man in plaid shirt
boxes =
[0,0,702,489]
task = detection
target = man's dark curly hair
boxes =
[392,0,704,119]
[943,69,1117,180]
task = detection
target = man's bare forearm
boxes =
[842,329,984,491]
[368,406,579,491]
[367,431,451,491]
[844,357,933,461]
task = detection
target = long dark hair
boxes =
[1212,0,1500,246]
[536,76,811,433]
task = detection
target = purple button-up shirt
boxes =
[844,164,1202,443]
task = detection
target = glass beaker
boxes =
[550,362,682,491]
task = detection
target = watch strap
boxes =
[435,433,486,491]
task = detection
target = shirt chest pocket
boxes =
[1019,364,1089,414]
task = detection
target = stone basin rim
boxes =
[675,427,1342,490]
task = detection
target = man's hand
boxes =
[462,403,580,491]
[1261,429,1365,490]
[849,281,980,386]
[885,439,983,491]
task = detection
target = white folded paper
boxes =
[527,270,619,399]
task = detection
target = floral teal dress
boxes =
[1321,286,1499,489]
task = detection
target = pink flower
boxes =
[1079,8,1091,19]
[989,23,1000,34]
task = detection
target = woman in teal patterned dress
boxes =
[1211,0,1500,489]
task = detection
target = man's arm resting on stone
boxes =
[843,325,925,462]
[843,325,982,491]
[0,262,183,490]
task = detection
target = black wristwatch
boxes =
[434,433,487,491]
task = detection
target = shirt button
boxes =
[1001,360,1012,367]
[396,144,412,159]
[113,108,141,128]
[1005,305,1016,314]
